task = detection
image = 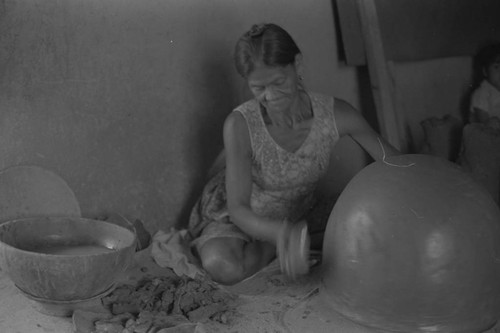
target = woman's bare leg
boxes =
[198,237,275,285]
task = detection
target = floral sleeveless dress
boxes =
[189,92,339,248]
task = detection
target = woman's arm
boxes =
[335,98,400,160]
[223,111,282,244]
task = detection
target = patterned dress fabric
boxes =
[188,92,339,248]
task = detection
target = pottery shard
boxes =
[161,289,175,309]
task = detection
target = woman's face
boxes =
[247,62,301,114]
[486,56,500,91]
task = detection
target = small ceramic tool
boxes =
[277,220,310,280]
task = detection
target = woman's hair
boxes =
[234,23,301,78]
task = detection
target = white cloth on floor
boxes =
[151,228,205,279]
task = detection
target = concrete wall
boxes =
[0,0,472,233]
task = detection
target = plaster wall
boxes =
[0,0,363,232]
[0,0,472,232]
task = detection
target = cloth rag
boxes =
[151,228,205,279]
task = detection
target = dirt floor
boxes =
[1,247,500,333]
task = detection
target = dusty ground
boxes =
[1,247,500,333]
[0,246,368,333]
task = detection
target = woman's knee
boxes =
[198,239,246,285]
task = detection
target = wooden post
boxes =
[355,0,406,151]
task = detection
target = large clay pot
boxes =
[321,154,500,332]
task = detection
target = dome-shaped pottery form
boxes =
[321,154,500,333]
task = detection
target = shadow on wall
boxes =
[355,66,379,131]
[332,0,380,137]
[175,45,241,229]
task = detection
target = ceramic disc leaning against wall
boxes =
[321,154,500,333]
[0,165,81,223]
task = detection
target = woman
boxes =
[188,23,399,285]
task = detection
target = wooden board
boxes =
[354,0,404,150]
[336,0,500,65]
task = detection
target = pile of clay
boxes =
[91,275,236,333]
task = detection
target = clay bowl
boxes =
[0,216,136,302]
